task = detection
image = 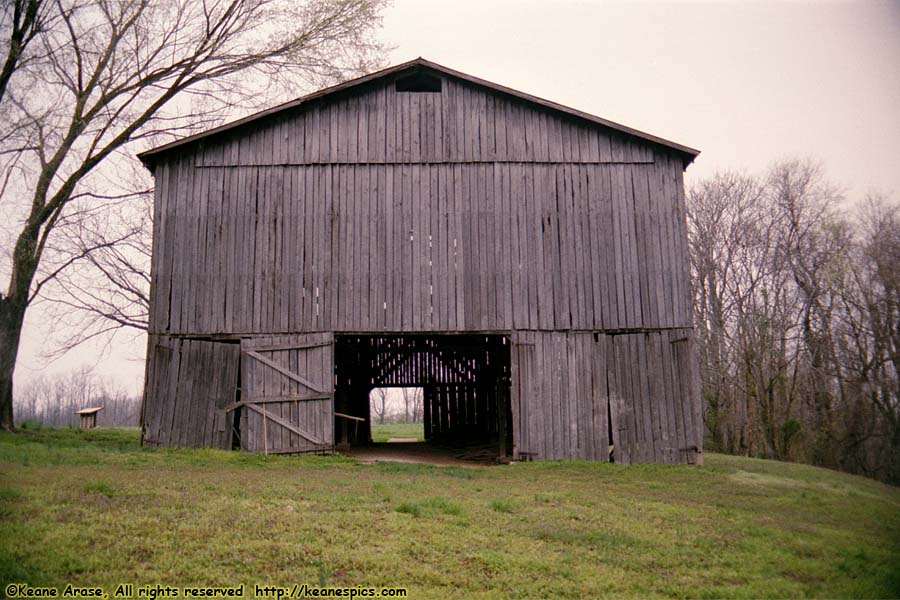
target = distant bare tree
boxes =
[15,366,140,426]
[0,0,390,430]
[399,387,422,424]
[411,387,423,423]
[401,387,410,422]
[371,387,388,425]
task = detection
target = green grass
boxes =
[489,498,517,514]
[370,422,424,442]
[1,428,899,599]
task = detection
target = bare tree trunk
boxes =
[0,296,28,431]
[372,388,387,425]
[0,221,40,431]
[412,388,423,424]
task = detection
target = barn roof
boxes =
[138,57,700,168]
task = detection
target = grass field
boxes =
[1,428,898,599]
[370,423,425,442]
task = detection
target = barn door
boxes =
[239,333,334,453]
[509,332,535,461]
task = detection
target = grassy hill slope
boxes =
[1,428,897,599]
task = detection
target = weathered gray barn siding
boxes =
[140,59,701,463]
[189,77,657,167]
[141,337,239,448]
[510,329,700,463]
[148,146,691,334]
[239,333,334,454]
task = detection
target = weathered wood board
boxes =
[239,333,334,454]
[149,161,690,336]
[141,335,239,449]
[510,329,701,464]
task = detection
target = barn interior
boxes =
[333,334,513,463]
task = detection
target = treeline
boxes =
[688,159,899,484]
[370,387,424,425]
[15,367,141,428]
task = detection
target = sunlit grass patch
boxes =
[370,423,424,442]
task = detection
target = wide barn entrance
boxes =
[334,334,513,462]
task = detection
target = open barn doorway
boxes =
[369,387,425,442]
[334,334,512,464]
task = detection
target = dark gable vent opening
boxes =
[395,72,442,93]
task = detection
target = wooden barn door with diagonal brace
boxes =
[237,333,334,453]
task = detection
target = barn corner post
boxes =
[138,58,701,463]
[138,332,154,446]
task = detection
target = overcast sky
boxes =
[14,0,900,395]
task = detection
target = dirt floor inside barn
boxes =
[344,440,502,467]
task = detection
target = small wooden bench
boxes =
[75,407,104,429]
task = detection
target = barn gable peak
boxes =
[138,57,699,169]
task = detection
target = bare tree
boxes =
[401,386,410,422]
[411,387,422,423]
[371,387,388,425]
[0,0,389,430]
[836,195,900,481]
[688,160,900,483]
[768,159,846,462]
[42,166,152,355]
[398,386,422,424]
[688,168,805,457]
[688,171,767,453]
[0,1,45,100]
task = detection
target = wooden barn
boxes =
[137,58,702,464]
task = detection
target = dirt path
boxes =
[342,441,502,467]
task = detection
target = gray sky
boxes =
[381,0,900,197]
[15,0,900,395]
